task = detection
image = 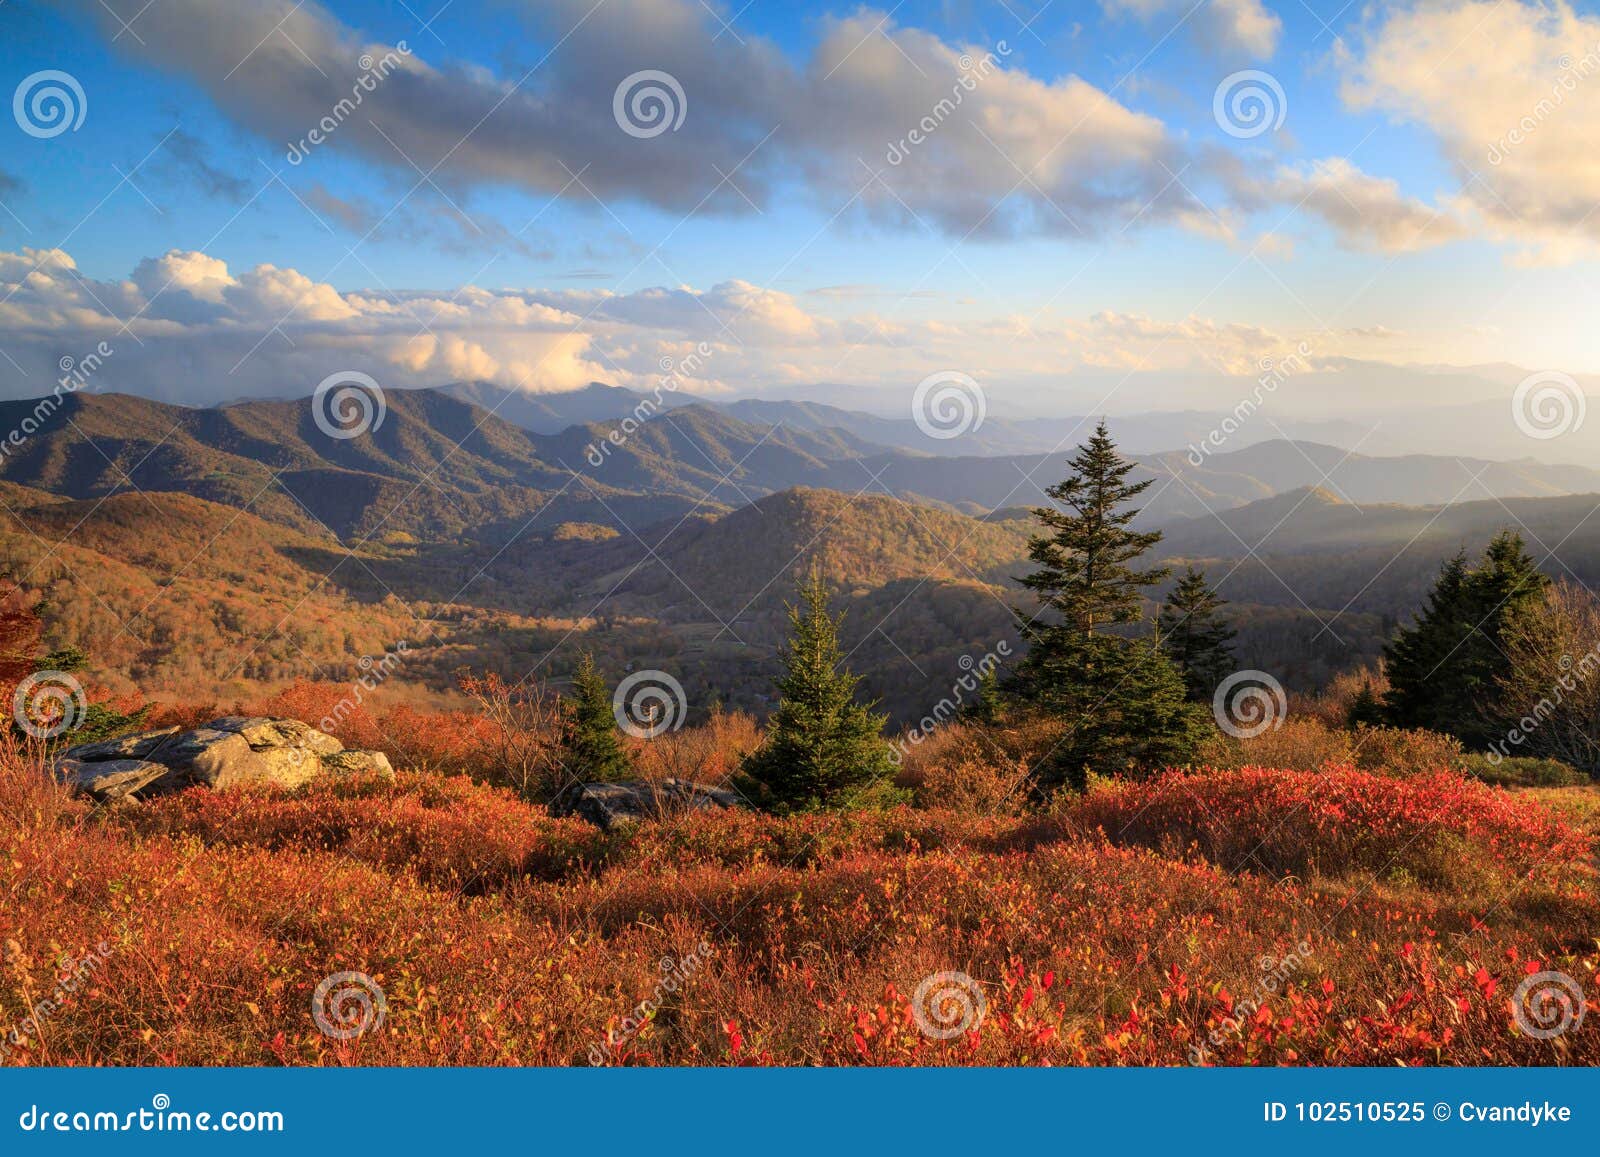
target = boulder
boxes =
[51,717,392,800]
[56,758,169,802]
[148,728,274,791]
[550,779,745,830]
[59,727,182,763]
[205,716,343,756]
[321,749,395,780]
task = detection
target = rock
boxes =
[57,727,182,763]
[550,779,744,830]
[52,716,392,800]
[251,745,323,789]
[205,716,343,755]
[149,728,272,791]
[56,758,168,801]
[321,749,395,780]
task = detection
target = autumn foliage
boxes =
[1,747,1595,1066]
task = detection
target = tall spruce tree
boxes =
[557,652,632,782]
[1158,566,1237,702]
[1016,419,1166,643]
[1011,420,1206,792]
[737,569,897,813]
[1383,532,1547,745]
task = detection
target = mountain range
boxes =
[4,381,1600,720]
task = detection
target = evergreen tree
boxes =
[1158,566,1237,701]
[1015,419,1167,648]
[1345,680,1386,729]
[1010,421,1206,791]
[738,570,897,812]
[1021,633,1209,793]
[961,666,1006,725]
[557,653,632,782]
[1383,532,1548,744]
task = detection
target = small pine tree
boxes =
[1346,681,1385,728]
[1010,420,1205,791]
[1021,632,1209,793]
[737,570,897,812]
[1158,566,1237,702]
[961,666,1006,725]
[1384,532,1548,744]
[557,653,631,782]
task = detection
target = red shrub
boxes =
[1064,766,1589,889]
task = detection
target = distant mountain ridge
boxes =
[441,378,1378,457]
[3,389,1600,550]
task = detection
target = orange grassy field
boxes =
[2,745,1596,1067]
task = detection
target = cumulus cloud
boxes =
[1266,158,1466,252]
[1340,0,1600,263]
[1102,0,1283,59]
[0,246,605,403]
[0,245,1400,409]
[74,0,1202,238]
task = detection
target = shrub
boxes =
[631,708,761,788]
[1462,754,1588,788]
[117,771,611,890]
[913,753,1030,814]
[1196,718,1465,778]
[1064,766,1587,890]
[1297,666,1389,728]
[1195,718,1354,771]
[1347,724,1465,776]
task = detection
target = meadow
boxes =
[2,686,1595,1067]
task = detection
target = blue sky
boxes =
[3,0,1600,414]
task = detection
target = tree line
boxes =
[549,420,1598,813]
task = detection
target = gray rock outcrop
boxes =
[54,716,395,801]
[549,778,745,830]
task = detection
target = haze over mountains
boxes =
[0,378,1596,718]
[17,385,1596,544]
[440,373,1600,465]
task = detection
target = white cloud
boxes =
[1267,158,1466,252]
[1102,0,1283,59]
[0,245,1402,410]
[1340,0,1600,263]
